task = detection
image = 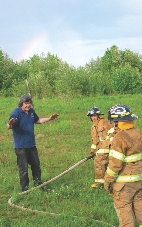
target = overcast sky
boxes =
[0,0,142,67]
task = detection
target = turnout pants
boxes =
[15,146,42,191]
[112,181,142,227]
[94,154,109,184]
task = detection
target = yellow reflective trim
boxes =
[99,136,111,141]
[91,144,96,149]
[99,137,105,141]
[106,167,118,178]
[139,225,142,227]
[108,127,115,134]
[111,114,118,118]
[95,179,105,183]
[96,110,101,114]
[96,149,109,154]
[109,150,125,161]
[109,150,142,162]
[107,167,142,182]
[121,112,130,116]
[124,153,142,162]
[116,173,142,182]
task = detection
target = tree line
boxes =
[0,45,142,98]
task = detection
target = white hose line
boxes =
[8,197,115,227]
[19,157,88,195]
[8,157,116,227]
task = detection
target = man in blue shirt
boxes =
[7,94,59,192]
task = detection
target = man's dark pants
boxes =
[15,146,42,191]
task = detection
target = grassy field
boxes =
[0,94,142,227]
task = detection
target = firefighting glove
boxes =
[104,181,113,194]
[87,152,95,160]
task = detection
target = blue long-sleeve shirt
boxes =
[9,107,39,148]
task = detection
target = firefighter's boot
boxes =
[91,183,104,188]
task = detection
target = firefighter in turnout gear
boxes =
[87,106,113,188]
[104,104,142,227]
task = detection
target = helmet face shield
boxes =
[108,104,138,122]
[87,110,96,116]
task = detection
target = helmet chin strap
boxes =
[98,114,103,119]
[114,122,118,127]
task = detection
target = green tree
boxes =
[0,49,15,96]
[111,65,142,94]
[120,49,142,72]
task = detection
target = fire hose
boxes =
[20,156,90,195]
[8,155,116,227]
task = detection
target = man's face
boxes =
[90,115,98,122]
[21,102,31,113]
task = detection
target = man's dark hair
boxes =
[18,94,33,107]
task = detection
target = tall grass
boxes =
[1,94,141,227]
